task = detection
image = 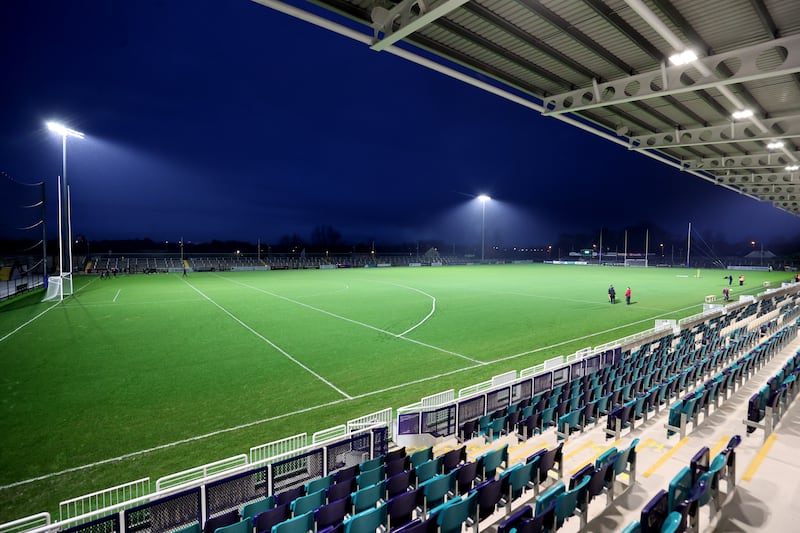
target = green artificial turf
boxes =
[0,263,790,521]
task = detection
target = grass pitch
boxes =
[0,263,789,521]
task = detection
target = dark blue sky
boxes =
[2,0,799,248]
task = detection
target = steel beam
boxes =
[370,0,470,51]
[684,152,800,171]
[629,113,800,150]
[542,34,800,115]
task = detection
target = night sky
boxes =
[2,0,800,249]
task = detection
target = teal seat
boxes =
[488,416,506,440]
[272,512,312,533]
[540,407,556,431]
[420,472,454,512]
[480,444,508,480]
[520,404,534,419]
[414,457,442,485]
[505,460,536,510]
[557,409,582,440]
[409,446,433,469]
[668,467,692,513]
[241,496,274,520]
[359,455,384,473]
[435,491,477,533]
[351,480,386,514]
[535,481,564,516]
[343,504,388,533]
[305,475,333,495]
[290,489,325,516]
[555,474,590,529]
[215,518,252,533]
[356,464,386,489]
[477,414,493,436]
[660,511,683,533]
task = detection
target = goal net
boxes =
[42,274,73,302]
[624,258,648,267]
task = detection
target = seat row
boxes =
[620,436,741,533]
[745,347,800,440]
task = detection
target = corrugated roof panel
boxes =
[673,0,767,53]
[480,0,564,42]
[743,78,800,115]
[765,0,800,35]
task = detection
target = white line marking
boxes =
[0,277,98,344]
[380,282,437,337]
[0,302,61,344]
[112,289,121,303]
[0,300,711,491]
[0,397,349,491]
[181,278,352,399]
[220,275,482,364]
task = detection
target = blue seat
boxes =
[659,511,685,533]
[537,442,563,483]
[639,489,668,533]
[326,478,356,503]
[534,482,564,517]
[440,446,466,474]
[497,505,532,533]
[386,470,414,498]
[453,460,480,495]
[275,485,305,507]
[668,467,692,514]
[620,521,642,533]
[471,477,502,521]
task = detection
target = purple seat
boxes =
[386,470,414,499]
[386,486,423,529]
[274,485,305,507]
[639,489,668,533]
[497,505,532,533]
[441,446,466,474]
[454,460,480,495]
[203,511,239,533]
[326,478,356,503]
[314,497,350,530]
[472,477,502,520]
[253,504,289,533]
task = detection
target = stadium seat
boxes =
[241,496,275,520]
[342,504,387,533]
[314,497,350,531]
[386,486,423,529]
[204,510,240,533]
[271,511,314,533]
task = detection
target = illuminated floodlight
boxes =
[731,109,753,120]
[478,194,491,202]
[767,141,785,150]
[786,165,799,172]
[47,121,85,139]
[668,49,698,66]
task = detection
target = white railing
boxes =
[421,390,454,407]
[0,514,50,533]
[59,478,150,522]
[348,408,393,440]
[155,454,248,491]
[249,433,307,464]
[312,425,347,444]
[458,380,493,397]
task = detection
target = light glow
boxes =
[668,50,698,66]
[478,194,491,202]
[766,141,784,150]
[47,121,85,139]
[731,109,753,120]
[786,165,799,172]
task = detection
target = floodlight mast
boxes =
[47,121,84,276]
[478,194,490,262]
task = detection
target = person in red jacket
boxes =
[625,286,632,305]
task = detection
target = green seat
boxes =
[343,504,387,533]
[535,481,564,516]
[359,455,384,473]
[356,464,385,489]
[215,518,252,533]
[271,512,312,533]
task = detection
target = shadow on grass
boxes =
[0,288,46,313]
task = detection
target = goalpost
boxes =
[42,274,73,302]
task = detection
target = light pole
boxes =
[478,194,490,262]
[47,121,84,277]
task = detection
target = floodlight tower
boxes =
[47,121,84,277]
[478,194,491,262]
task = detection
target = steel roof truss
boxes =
[684,151,800,170]
[542,34,800,115]
[629,113,800,149]
[370,0,471,51]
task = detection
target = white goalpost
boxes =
[42,274,73,302]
